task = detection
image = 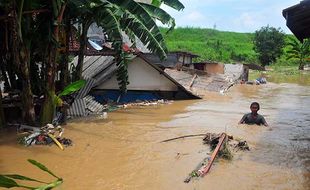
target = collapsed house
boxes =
[142,51,199,70]
[67,54,200,117]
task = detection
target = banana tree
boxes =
[41,0,67,125]
[10,0,38,124]
[70,0,184,92]
[287,37,310,70]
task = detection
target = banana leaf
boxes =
[58,80,86,97]
[28,159,60,179]
[0,175,20,188]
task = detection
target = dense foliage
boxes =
[286,37,310,70]
[253,26,286,66]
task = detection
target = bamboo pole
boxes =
[198,133,227,176]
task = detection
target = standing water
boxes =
[0,77,309,190]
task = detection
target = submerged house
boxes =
[142,51,199,70]
[188,61,225,74]
[74,54,200,104]
[66,25,200,116]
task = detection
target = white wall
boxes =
[224,64,244,81]
[95,57,178,91]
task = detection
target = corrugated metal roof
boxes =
[76,78,96,99]
[164,68,235,94]
[84,95,105,113]
[69,78,106,117]
[141,53,178,68]
[68,99,87,117]
[82,56,115,79]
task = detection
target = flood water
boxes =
[0,76,309,190]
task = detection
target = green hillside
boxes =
[161,27,293,64]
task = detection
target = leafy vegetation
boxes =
[161,27,257,63]
[0,0,184,126]
[0,159,62,189]
[253,26,286,66]
[161,27,301,67]
[287,38,310,70]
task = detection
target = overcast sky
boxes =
[160,0,301,34]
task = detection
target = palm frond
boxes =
[109,0,168,57]
[158,0,184,11]
[94,6,129,91]
[121,13,167,60]
[140,2,175,32]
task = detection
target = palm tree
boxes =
[43,0,184,123]
[287,37,310,70]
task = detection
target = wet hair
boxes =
[250,102,260,110]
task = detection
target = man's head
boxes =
[250,102,260,113]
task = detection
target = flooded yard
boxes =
[0,78,309,189]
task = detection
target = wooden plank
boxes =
[198,133,227,176]
[188,74,197,88]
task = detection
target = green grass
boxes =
[161,27,296,65]
[249,65,310,85]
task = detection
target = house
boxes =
[173,51,199,67]
[142,51,199,70]
[72,54,200,104]
[190,61,225,74]
[283,0,310,42]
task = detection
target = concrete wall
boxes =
[224,64,244,81]
[95,57,178,91]
[205,63,224,74]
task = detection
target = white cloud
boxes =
[186,11,205,22]
[232,12,263,32]
[160,0,300,33]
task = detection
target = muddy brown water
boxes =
[1,78,309,189]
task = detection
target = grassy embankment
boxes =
[161,27,310,84]
[161,27,256,63]
[161,27,295,64]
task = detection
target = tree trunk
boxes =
[75,21,91,80]
[19,44,36,124]
[12,3,36,125]
[299,61,304,70]
[41,3,67,125]
[0,88,6,128]
[60,19,70,89]
[41,43,57,125]
[0,61,11,92]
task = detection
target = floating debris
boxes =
[18,124,72,150]
[184,132,250,183]
[121,99,172,108]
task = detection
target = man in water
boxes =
[239,102,269,127]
